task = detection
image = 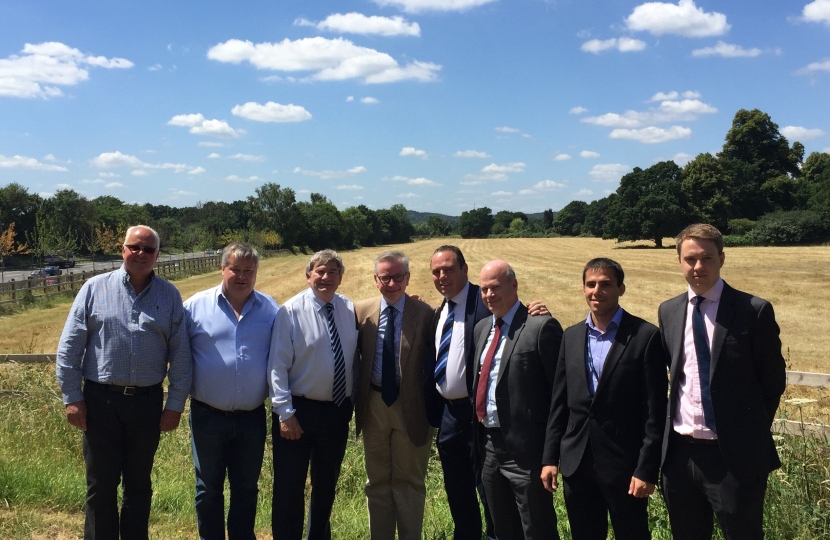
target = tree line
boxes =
[458,108,830,247]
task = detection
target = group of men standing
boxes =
[56,222,785,540]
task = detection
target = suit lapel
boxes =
[496,304,528,386]
[364,299,381,367]
[400,296,417,370]
[668,293,688,388]
[593,311,632,400]
[711,282,735,377]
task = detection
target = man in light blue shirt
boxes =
[268,249,358,540]
[57,224,192,540]
[184,242,278,540]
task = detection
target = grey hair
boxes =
[306,249,345,276]
[374,250,409,274]
[504,264,516,281]
[124,225,160,249]
[221,242,259,268]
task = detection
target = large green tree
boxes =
[604,161,690,247]
[459,207,493,238]
[681,153,733,230]
[247,183,306,248]
[583,195,615,237]
[552,200,588,236]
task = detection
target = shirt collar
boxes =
[307,287,330,312]
[495,299,522,328]
[448,281,470,309]
[381,294,407,314]
[118,265,155,287]
[216,283,259,311]
[687,277,724,304]
[585,305,623,334]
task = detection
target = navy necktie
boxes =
[325,303,346,406]
[381,305,398,407]
[434,300,456,385]
[693,296,717,433]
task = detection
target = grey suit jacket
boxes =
[658,281,786,481]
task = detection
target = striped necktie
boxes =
[325,302,346,406]
[434,300,456,385]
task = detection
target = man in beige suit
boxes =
[355,250,435,540]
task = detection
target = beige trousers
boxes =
[363,389,433,540]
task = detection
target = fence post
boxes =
[10,278,15,300]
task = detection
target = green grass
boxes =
[1,364,828,539]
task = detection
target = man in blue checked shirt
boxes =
[57,225,192,540]
[184,242,278,540]
[268,249,358,540]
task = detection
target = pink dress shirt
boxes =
[672,278,724,440]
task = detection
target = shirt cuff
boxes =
[274,401,296,422]
[164,392,188,413]
[63,389,84,405]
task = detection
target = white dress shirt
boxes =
[435,282,470,400]
[268,288,358,422]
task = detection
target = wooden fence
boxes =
[0,353,827,438]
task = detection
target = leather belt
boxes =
[369,383,398,393]
[675,431,719,446]
[444,396,470,406]
[85,379,160,396]
[191,399,263,417]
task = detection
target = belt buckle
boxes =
[123,386,137,396]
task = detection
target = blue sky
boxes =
[1,0,829,215]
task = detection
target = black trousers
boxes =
[271,396,353,540]
[82,380,163,540]
[436,398,494,540]
[661,431,768,540]
[562,449,649,540]
[481,429,559,540]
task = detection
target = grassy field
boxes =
[1,237,829,538]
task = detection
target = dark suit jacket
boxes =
[658,281,786,481]
[354,294,435,447]
[424,282,492,427]
[471,303,564,471]
[543,311,668,485]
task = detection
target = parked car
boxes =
[204,249,215,255]
[30,266,62,278]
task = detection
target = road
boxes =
[0,252,211,283]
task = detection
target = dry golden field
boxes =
[1,237,828,420]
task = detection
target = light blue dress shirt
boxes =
[584,306,623,396]
[184,285,279,411]
[482,299,522,428]
[371,295,406,386]
[56,266,192,412]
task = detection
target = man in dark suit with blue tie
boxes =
[659,223,786,540]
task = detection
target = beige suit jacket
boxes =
[354,294,434,447]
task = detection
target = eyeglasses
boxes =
[376,274,407,285]
[124,244,158,255]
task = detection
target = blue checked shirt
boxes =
[56,266,192,412]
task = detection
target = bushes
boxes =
[749,211,829,245]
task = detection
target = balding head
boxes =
[479,260,519,318]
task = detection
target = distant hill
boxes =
[407,210,460,224]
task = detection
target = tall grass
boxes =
[1,363,828,539]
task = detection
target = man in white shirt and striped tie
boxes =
[268,249,359,540]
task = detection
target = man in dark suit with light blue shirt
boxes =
[659,224,786,540]
[184,242,278,540]
[541,258,667,540]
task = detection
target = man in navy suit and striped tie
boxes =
[268,249,359,540]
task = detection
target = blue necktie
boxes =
[434,300,456,385]
[381,305,398,407]
[693,296,717,433]
[325,303,346,406]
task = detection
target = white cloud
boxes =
[208,153,221,159]
[580,150,600,158]
[105,182,125,189]
[589,164,631,181]
[131,170,148,176]
[293,165,366,179]
[0,41,133,98]
[625,0,730,37]
[372,0,496,13]
[386,175,439,186]
[39,191,54,198]
[188,167,206,175]
[207,37,440,84]
[781,126,825,141]
[90,151,199,174]
[671,152,694,166]
[148,63,162,71]
[361,97,380,104]
[231,101,312,123]
[692,41,762,58]
[581,37,646,54]
[454,150,491,158]
[168,113,243,138]
[226,175,261,183]
[43,154,55,161]
[495,126,520,133]
[198,141,225,147]
[169,189,198,198]
[582,98,716,128]
[531,180,567,191]
[803,0,830,26]
[462,162,526,184]
[583,112,643,128]
[397,192,420,198]
[796,58,830,74]
[54,183,72,189]
[491,190,512,196]
[649,90,700,101]
[229,153,266,162]
[80,178,105,184]
[98,172,117,177]
[554,153,572,161]
[346,96,354,102]
[305,13,420,36]
[0,154,68,171]
[399,147,428,158]
[610,125,693,143]
[336,184,364,190]
[573,189,594,198]
[569,106,588,114]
